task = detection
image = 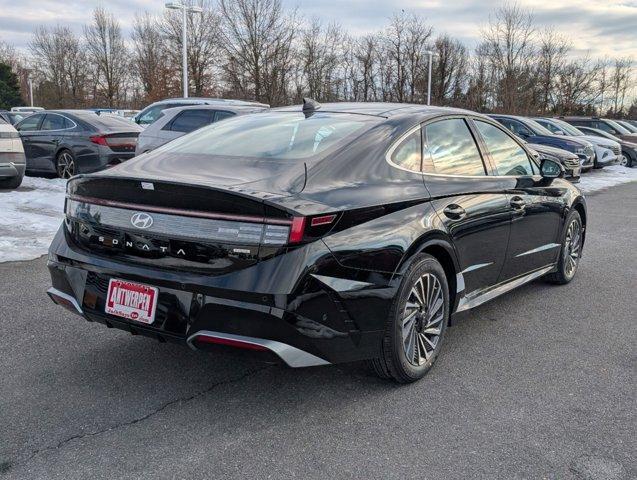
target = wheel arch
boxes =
[572,198,587,248]
[394,232,460,312]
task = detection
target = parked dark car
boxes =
[575,126,637,167]
[615,120,637,134]
[47,101,586,383]
[560,117,637,144]
[0,110,31,126]
[533,117,621,168]
[134,98,270,127]
[525,143,580,181]
[489,114,595,171]
[15,110,143,178]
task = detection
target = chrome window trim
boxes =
[385,115,543,180]
[385,124,423,174]
[40,112,78,132]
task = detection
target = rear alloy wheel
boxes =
[546,210,582,284]
[56,150,76,179]
[371,254,449,383]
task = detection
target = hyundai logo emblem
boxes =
[130,212,154,229]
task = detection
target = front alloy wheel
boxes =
[56,151,76,179]
[546,210,583,284]
[562,217,582,280]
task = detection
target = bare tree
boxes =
[132,13,174,101]
[383,12,433,102]
[219,0,296,105]
[161,0,222,97]
[609,58,633,115]
[432,34,468,105]
[30,26,88,107]
[536,28,569,113]
[84,7,129,106]
[480,3,536,112]
[554,57,598,114]
[298,19,345,101]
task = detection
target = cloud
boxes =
[1,0,635,62]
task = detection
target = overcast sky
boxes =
[0,0,636,61]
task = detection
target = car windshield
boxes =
[551,119,584,136]
[159,111,372,160]
[525,118,554,136]
[605,119,630,135]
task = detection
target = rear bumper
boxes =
[46,226,392,366]
[0,153,26,178]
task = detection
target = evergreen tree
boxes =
[0,62,23,110]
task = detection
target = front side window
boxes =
[390,129,422,172]
[537,120,560,134]
[169,110,213,133]
[137,105,165,125]
[423,118,486,176]
[159,112,371,161]
[475,120,535,176]
[500,119,533,137]
[16,114,43,131]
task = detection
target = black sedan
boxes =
[15,110,142,178]
[47,101,586,383]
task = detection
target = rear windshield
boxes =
[159,111,372,160]
[82,113,137,129]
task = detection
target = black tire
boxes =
[626,153,634,168]
[55,149,76,179]
[545,210,583,285]
[371,254,450,383]
[0,172,24,189]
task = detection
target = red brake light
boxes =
[310,214,336,227]
[288,217,306,244]
[89,135,108,146]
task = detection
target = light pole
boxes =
[425,50,436,106]
[165,2,203,98]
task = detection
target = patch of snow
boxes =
[577,165,637,194]
[0,176,67,263]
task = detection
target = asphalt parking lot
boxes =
[1,183,635,480]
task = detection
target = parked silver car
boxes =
[135,104,268,155]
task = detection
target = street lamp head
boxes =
[165,2,183,10]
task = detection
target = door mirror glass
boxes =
[540,158,564,178]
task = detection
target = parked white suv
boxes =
[0,116,26,189]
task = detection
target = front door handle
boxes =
[510,196,526,209]
[443,204,466,219]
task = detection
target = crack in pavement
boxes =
[4,364,272,474]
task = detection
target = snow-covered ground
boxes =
[0,176,67,263]
[1,166,636,263]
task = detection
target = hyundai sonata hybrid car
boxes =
[47,101,586,383]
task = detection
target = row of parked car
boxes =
[1,97,637,189]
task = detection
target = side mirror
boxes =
[540,158,564,179]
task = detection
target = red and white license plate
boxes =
[105,279,158,324]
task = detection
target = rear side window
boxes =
[475,120,535,176]
[41,114,70,131]
[390,129,422,172]
[214,111,235,122]
[168,109,213,133]
[423,118,486,176]
[17,114,43,131]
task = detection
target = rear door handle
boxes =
[443,204,466,219]
[510,196,526,209]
